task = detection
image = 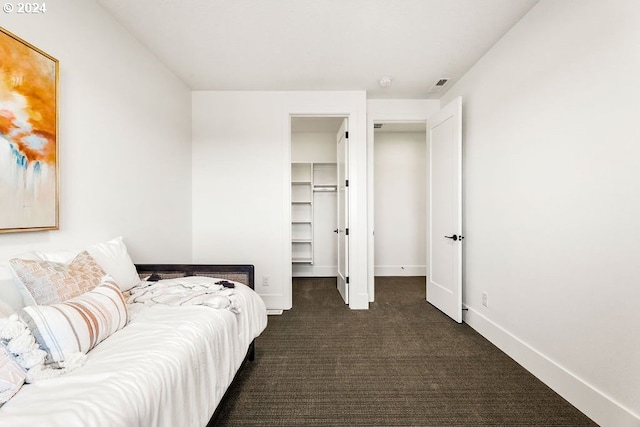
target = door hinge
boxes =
[346,228,349,236]
[345,179,349,187]
[346,277,349,284]
[345,131,349,139]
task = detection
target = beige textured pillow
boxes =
[9,251,106,306]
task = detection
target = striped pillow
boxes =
[9,251,107,306]
[19,279,128,365]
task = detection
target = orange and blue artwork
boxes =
[0,27,58,233]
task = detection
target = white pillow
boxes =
[86,237,140,292]
[37,237,140,292]
[0,266,25,312]
[4,253,49,308]
[34,248,80,264]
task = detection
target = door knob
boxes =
[333,229,339,233]
[444,235,458,241]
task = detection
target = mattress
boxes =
[0,279,267,427]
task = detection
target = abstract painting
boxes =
[0,27,58,233]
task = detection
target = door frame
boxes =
[366,102,440,302]
[286,110,368,309]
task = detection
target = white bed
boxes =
[0,260,267,427]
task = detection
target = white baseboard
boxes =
[374,265,426,276]
[463,305,640,427]
[350,291,370,310]
[292,265,337,277]
[259,293,290,311]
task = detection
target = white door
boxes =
[336,119,349,304]
[427,97,463,323]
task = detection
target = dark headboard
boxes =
[134,264,255,289]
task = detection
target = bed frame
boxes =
[134,264,257,425]
[134,263,255,289]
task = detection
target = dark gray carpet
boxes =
[213,277,597,426]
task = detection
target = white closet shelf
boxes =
[291,161,337,270]
[313,185,337,192]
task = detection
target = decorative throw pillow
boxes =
[37,237,141,292]
[85,237,141,292]
[0,315,86,384]
[2,255,40,308]
[9,251,106,306]
[19,279,128,365]
[0,343,26,406]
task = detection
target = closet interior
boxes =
[290,117,342,277]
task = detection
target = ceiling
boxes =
[96,0,538,99]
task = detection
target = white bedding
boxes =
[0,278,267,427]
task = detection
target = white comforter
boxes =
[0,278,268,427]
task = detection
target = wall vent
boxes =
[427,78,451,94]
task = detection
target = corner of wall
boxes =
[463,307,640,427]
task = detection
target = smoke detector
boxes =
[378,76,392,87]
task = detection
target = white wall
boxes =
[374,131,426,276]
[440,1,640,425]
[291,132,336,163]
[192,91,367,309]
[0,0,193,263]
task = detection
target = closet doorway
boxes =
[373,122,427,290]
[290,117,344,282]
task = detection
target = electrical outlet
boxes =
[482,292,488,307]
[262,276,270,287]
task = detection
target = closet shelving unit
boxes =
[291,163,314,263]
[291,162,338,265]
